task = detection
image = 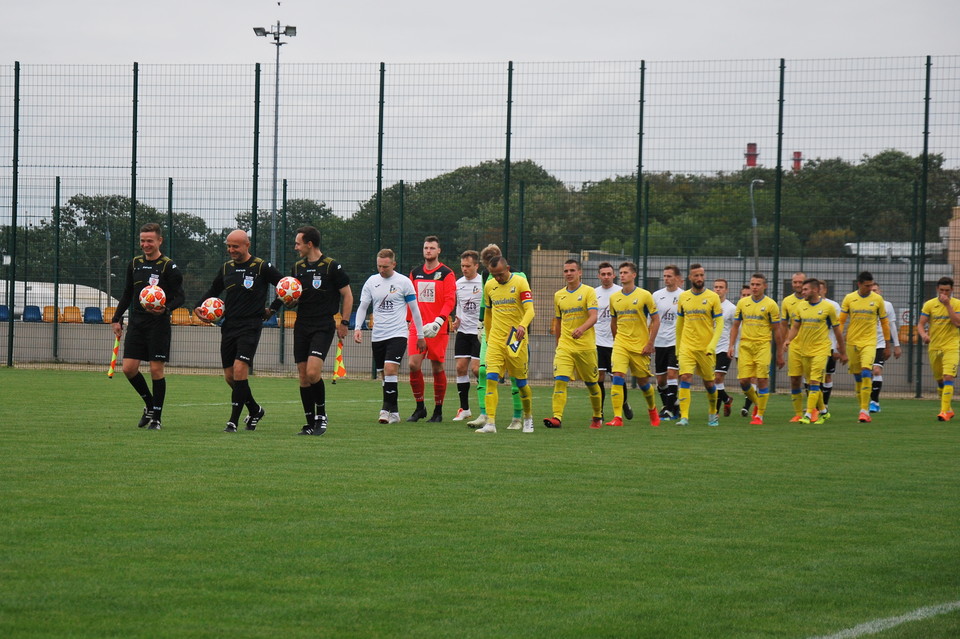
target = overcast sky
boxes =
[3,0,958,65]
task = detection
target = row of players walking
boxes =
[111,223,960,434]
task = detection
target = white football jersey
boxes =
[653,286,684,347]
[876,300,899,348]
[594,283,621,348]
[356,272,418,342]
[715,298,737,353]
[455,274,484,335]
[824,297,841,350]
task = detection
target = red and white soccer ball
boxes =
[276,276,303,306]
[197,297,225,322]
[139,285,166,311]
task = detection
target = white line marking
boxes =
[809,601,960,639]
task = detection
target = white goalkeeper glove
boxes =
[423,318,444,339]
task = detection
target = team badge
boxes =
[243,275,254,289]
[434,272,442,280]
[148,274,159,286]
[313,274,322,289]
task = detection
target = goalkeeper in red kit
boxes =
[406,235,458,422]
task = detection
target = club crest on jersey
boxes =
[148,274,159,286]
[510,287,516,293]
[313,274,322,289]
[434,272,442,280]
[389,285,397,293]
[243,275,254,289]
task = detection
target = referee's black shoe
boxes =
[138,408,153,428]
[245,405,265,431]
[147,419,162,430]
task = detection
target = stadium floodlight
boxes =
[750,179,765,273]
[252,21,297,267]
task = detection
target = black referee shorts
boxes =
[220,324,263,369]
[123,316,172,362]
[294,319,336,364]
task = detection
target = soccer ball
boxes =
[276,276,303,306]
[197,297,225,322]
[139,285,166,311]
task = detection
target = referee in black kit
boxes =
[111,222,185,430]
[196,229,282,433]
[269,226,353,436]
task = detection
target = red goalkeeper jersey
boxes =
[408,262,457,333]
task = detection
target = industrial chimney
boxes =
[792,151,803,172]
[745,143,758,168]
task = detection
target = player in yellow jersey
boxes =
[727,273,784,425]
[474,256,535,434]
[544,259,603,429]
[675,264,724,426]
[838,271,890,423]
[606,261,661,427]
[780,272,807,422]
[916,276,960,421]
[783,278,847,424]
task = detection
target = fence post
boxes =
[908,181,918,389]
[53,177,61,360]
[503,61,514,262]
[634,60,645,270]
[916,55,933,398]
[518,181,526,274]
[769,58,786,392]
[398,181,405,269]
[130,62,139,258]
[6,61,20,368]
[252,63,261,252]
[375,62,385,251]
[167,178,174,258]
[279,178,288,365]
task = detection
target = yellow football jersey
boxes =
[677,289,723,352]
[610,287,658,349]
[554,284,598,352]
[484,274,534,344]
[734,295,781,342]
[840,291,887,348]
[920,296,960,352]
[792,299,838,356]
[781,292,804,326]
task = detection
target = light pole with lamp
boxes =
[253,22,296,267]
[749,179,764,273]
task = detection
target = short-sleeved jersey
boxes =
[876,300,899,348]
[652,286,684,348]
[112,254,185,324]
[610,287,658,350]
[358,272,417,342]
[824,298,841,350]
[281,255,350,322]
[920,296,960,352]
[676,289,723,352]
[554,284,599,352]
[840,291,887,348]
[715,298,737,352]
[455,274,484,335]
[594,284,621,348]
[484,273,534,344]
[791,299,839,356]
[409,262,457,331]
[734,295,781,343]
[781,293,805,327]
[198,256,282,328]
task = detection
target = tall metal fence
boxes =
[2,57,959,395]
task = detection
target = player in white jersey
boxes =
[869,282,901,413]
[712,279,738,416]
[354,248,426,424]
[653,265,684,418]
[595,262,632,420]
[451,250,484,421]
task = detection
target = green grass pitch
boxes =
[1,368,959,638]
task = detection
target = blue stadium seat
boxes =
[22,305,42,322]
[83,306,104,324]
[262,314,278,328]
[0,305,9,322]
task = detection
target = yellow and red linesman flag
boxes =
[108,336,120,378]
[333,339,346,380]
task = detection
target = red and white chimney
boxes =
[744,143,758,168]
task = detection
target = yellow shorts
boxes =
[678,348,716,380]
[611,345,652,378]
[786,343,804,377]
[798,352,829,384]
[929,347,959,381]
[737,340,772,379]
[553,348,599,383]
[847,343,876,374]
[486,340,529,380]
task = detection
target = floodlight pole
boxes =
[750,179,764,273]
[253,21,296,267]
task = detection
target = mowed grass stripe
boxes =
[1,369,958,638]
